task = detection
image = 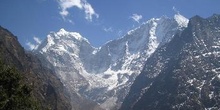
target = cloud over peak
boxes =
[33,36,42,44]
[130,14,143,23]
[103,27,113,32]
[26,36,42,50]
[58,0,99,21]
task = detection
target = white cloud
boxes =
[58,0,99,21]
[26,36,42,50]
[103,27,113,32]
[83,2,99,21]
[26,42,36,50]
[172,6,180,14]
[117,30,123,37]
[33,36,42,44]
[130,14,143,23]
[68,19,74,24]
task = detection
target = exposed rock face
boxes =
[120,14,220,110]
[0,26,72,110]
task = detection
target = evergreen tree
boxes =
[0,61,39,110]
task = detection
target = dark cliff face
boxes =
[121,14,220,110]
[0,26,72,110]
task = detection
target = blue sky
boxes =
[0,0,220,49]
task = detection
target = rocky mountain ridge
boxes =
[120,14,220,110]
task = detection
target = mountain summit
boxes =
[120,14,220,110]
[35,14,188,109]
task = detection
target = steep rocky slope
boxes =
[0,26,72,110]
[120,14,220,110]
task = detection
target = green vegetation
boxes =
[0,61,39,110]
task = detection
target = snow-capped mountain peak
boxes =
[57,28,68,35]
[121,14,220,110]
[174,13,189,28]
[56,28,88,42]
[35,14,189,110]
[36,28,92,54]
